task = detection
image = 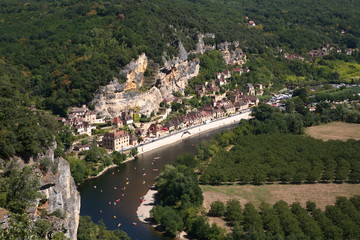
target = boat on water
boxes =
[153,156,160,160]
[132,222,137,226]
[152,169,158,171]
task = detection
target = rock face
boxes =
[91,34,245,118]
[92,81,164,117]
[217,41,247,65]
[91,42,200,117]
[36,143,80,240]
[196,33,216,54]
[1,142,80,240]
[157,58,200,98]
[121,53,148,91]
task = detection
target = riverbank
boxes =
[86,111,251,180]
[136,188,157,223]
[137,188,189,240]
[136,111,251,155]
[86,156,137,180]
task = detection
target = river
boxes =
[79,123,238,240]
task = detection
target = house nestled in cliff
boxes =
[112,116,123,128]
[147,123,160,137]
[246,83,256,95]
[102,130,130,151]
[68,105,97,124]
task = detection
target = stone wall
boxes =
[137,111,251,154]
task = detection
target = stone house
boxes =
[102,130,130,151]
[222,102,236,114]
[73,120,95,136]
[246,83,256,95]
[112,116,123,128]
[129,134,139,146]
[147,123,160,137]
[135,128,146,138]
[73,143,92,151]
[240,95,259,106]
[83,111,97,124]
[235,100,249,111]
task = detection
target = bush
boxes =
[39,158,52,174]
[209,201,226,217]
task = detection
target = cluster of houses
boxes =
[58,105,104,136]
[163,92,259,131]
[96,79,261,151]
[65,60,262,153]
[98,88,259,152]
[284,44,358,61]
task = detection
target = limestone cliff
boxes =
[121,53,148,91]
[157,57,200,98]
[91,34,246,118]
[196,33,216,54]
[92,81,164,117]
[91,42,200,117]
[33,143,80,240]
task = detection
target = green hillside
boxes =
[0,0,359,115]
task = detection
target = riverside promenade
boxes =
[135,110,252,155]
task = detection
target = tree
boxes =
[0,214,34,239]
[251,103,276,121]
[130,147,138,157]
[291,202,323,239]
[174,153,198,169]
[77,216,130,240]
[2,165,41,213]
[292,88,308,102]
[209,201,226,217]
[34,219,54,239]
[243,203,263,232]
[274,200,303,237]
[305,201,317,212]
[155,165,203,208]
[188,216,211,240]
[225,199,243,224]
[260,202,282,236]
[112,151,127,165]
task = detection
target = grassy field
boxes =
[305,122,360,141]
[201,183,360,210]
[331,60,360,82]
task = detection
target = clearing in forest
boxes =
[201,183,360,210]
[305,122,360,141]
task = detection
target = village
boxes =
[57,68,262,154]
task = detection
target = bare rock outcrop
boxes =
[196,33,216,54]
[157,58,200,98]
[36,143,80,240]
[90,35,245,118]
[2,143,80,240]
[121,53,148,91]
[91,78,164,117]
[92,42,200,117]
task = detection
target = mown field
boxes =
[201,183,360,211]
[305,122,360,141]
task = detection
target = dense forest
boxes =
[0,0,359,115]
[208,196,360,240]
[196,103,360,185]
